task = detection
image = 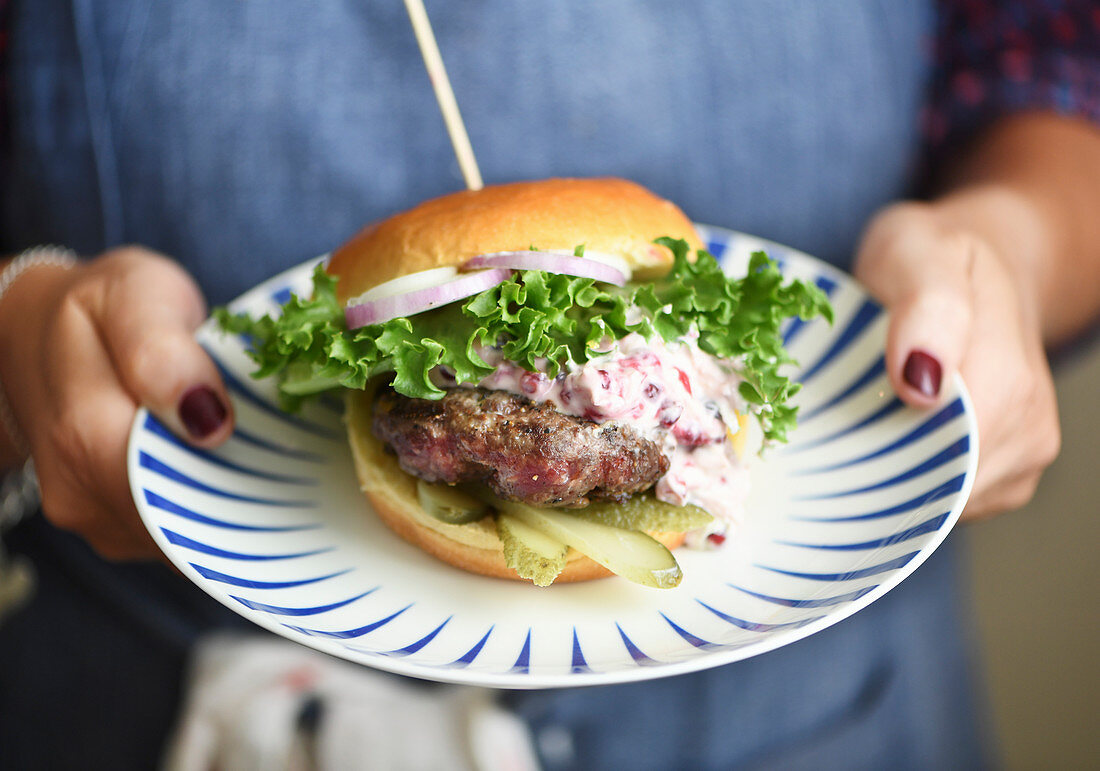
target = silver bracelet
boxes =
[0,246,79,459]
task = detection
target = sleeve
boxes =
[924,0,1100,152]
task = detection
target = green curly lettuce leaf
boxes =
[636,238,834,442]
[215,241,832,442]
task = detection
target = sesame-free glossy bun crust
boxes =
[345,388,685,584]
[328,178,704,303]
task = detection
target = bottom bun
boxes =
[345,387,685,584]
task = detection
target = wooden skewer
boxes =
[402,0,484,191]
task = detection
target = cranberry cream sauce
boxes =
[463,332,756,530]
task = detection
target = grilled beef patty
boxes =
[371,387,669,507]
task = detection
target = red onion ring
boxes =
[345,267,513,329]
[461,251,627,286]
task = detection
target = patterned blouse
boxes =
[925,0,1100,154]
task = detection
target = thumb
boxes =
[93,248,234,446]
[854,204,974,408]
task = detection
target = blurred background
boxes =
[967,341,1100,768]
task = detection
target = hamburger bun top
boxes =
[328,178,704,303]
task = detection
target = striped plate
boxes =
[128,226,978,689]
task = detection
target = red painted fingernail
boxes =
[903,350,942,398]
[179,386,227,439]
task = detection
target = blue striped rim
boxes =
[384,617,452,656]
[143,415,317,485]
[616,624,659,665]
[706,238,729,260]
[510,630,532,674]
[161,528,332,560]
[796,299,880,384]
[792,473,966,522]
[189,562,352,588]
[697,600,824,632]
[799,356,886,423]
[285,604,412,639]
[206,353,342,440]
[230,589,375,616]
[815,275,839,296]
[758,551,918,581]
[231,425,325,463]
[139,451,315,507]
[660,614,721,650]
[785,396,905,454]
[793,397,966,474]
[730,584,878,608]
[778,512,950,551]
[794,437,969,500]
[571,628,592,674]
[272,287,293,305]
[447,627,494,668]
[144,489,319,532]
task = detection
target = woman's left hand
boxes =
[854,199,1061,521]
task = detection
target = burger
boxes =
[218,178,831,587]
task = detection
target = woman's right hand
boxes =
[0,246,234,560]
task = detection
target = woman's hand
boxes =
[0,247,233,559]
[854,199,1061,520]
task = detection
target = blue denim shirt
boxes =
[3,1,987,768]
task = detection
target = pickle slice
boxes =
[497,514,568,587]
[417,480,489,524]
[495,499,682,589]
[570,494,713,533]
